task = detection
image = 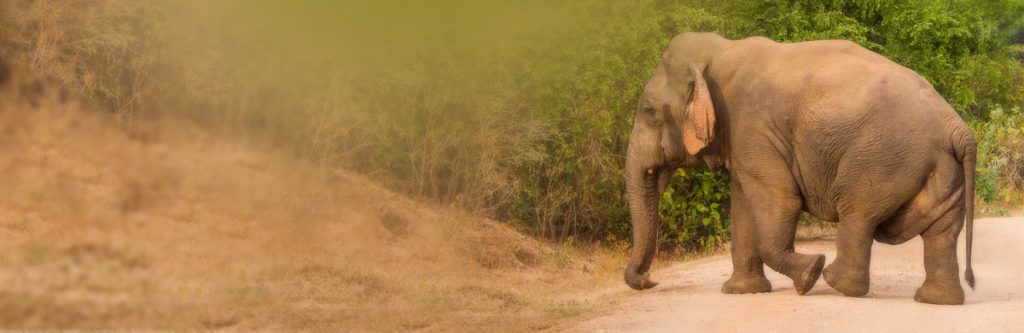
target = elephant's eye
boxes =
[643,106,656,115]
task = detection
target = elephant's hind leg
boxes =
[722,179,772,294]
[824,138,933,297]
[915,205,965,305]
[741,180,825,295]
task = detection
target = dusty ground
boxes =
[566,217,1024,332]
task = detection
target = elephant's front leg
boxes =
[722,179,772,294]
[740,177,826,295]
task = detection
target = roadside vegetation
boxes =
[1,0,1021,283]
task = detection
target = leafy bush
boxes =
[503,0,732,247]
[973,107,1024,212]
[1,0,1021,252]
[660,168,731,251]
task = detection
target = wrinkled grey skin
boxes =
[624,32,976,305]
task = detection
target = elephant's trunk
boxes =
[623,138,664,290]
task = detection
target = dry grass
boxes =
[0,0,161,119]
[0,77,634,331]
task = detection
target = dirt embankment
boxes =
[566,217,1024,332]
[0,94,628,331]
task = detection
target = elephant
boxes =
[623,32,976,305]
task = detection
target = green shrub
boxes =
[2,0,1021,251]
[660,168,731,252]
[503,0,732,247]
[973,107,1024,212]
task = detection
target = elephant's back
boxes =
[731,36,952,136]
[778,40,950,133]
[727,37,960,222]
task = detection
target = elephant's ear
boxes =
[679,64,715,155]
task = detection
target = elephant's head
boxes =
[623,53,717,290]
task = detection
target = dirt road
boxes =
[569,217,1024,332]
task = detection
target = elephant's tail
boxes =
[953,126,977,289]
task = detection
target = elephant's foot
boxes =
[721,274,772,294]
[914,280,964,305]
[823,261,869,297]
[791,254,826,295]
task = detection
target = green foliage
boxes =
[3,0,1022,251]
[660,168,730,251]
[972,107,1024,210]
[503,0,732,247]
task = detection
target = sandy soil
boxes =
[567,217,1024,332]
